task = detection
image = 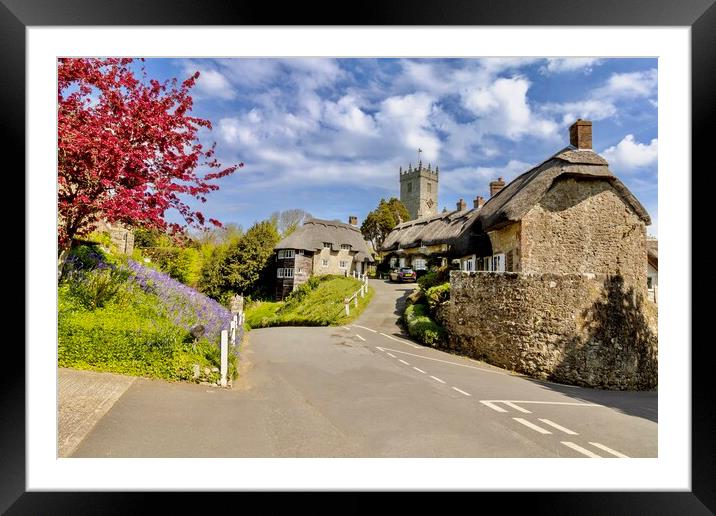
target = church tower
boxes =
[399,161,439,220]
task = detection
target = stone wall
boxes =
[444,270,658,390]
[94,220,134,255]
[520,178,647,291]
[487,222,522,272]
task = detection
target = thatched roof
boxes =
[478,146,651,232]
[381,207,486,256]
[647,239,658,269]
[275,218,374,262]
[380,146,651,254]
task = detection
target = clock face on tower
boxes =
[426,199,434,208]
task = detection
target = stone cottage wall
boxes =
[444,270,658,390]
[520,178,647,292]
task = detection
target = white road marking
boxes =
[378,348,505,375]
[342,326,352,330]
[355,334,366,342]
[413,367,426,374]
[503,401,531,413]
[379,332,421,349]
[480,401,509,413]
[538,419,578,435]
[452,386,471,396]
[386,353,396,358]
[354,325,377,333]
[589,442,629,458]
[398,359,410,365]
[512,418,552,435]
[561,441,602,458]
[429,376,446,384]
[481,400,604,408]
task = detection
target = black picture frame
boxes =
[5,0,711,513]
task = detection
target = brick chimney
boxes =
[473,195,485,209]
[456,199,467,211]
[569,119,592,150]
[489,177,506,197]
[348,215,358,226]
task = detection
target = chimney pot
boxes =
[457,198,467,211]
[569,119,592,150]
[473,195,485,209]
[489,177,506,197]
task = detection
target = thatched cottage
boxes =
[382,119,652,292]
[273,216,374,300]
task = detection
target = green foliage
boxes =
[63,245,131,309]
[417,266,450,292]
[133,227,162,248]
[403,303,445,347]
[245,276,373,328]
[58,282,237,382]
[219,220,281,298]
[361,197,410,250]
[143,247,192,284]
[425,282,450,313]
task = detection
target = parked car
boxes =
[391,267,417,283]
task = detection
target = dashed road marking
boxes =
[398,359,410,365]
[561,441,602,458]
[513,418,552,435]
[538,419,578,435]
[452,386,471,396]
[503,401,531,413]
[342,326,352,330]
[480,401,509,413]
[413,367,426,374]
[429,376,446,384]
[379,332,421,349]
[377,348,505,375]
[480,400,604,409]
[354,325,377,333]
[355,334,366,342]
[386,353,396,358]
[589,442,629,458]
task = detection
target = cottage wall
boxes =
[520,178,647,291]
[274,251,314,300]
[312,247,356,276]
[487,222,522,272]
[444,271,658,390]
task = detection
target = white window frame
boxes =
[390,257,397,268]
[339,260,348,269]
[340,244,351,250]
[321,259,329,267]
[323,242,332,249]
[413,258,427,271]
[493,253,505,272]
[277,267,294,278]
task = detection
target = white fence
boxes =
[220,295,245,388]
[344,273,369,316]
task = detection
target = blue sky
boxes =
[142,57,658,236]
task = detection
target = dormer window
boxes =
[340,244,351,250]
[323,242,332,248]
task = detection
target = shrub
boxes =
[417,266,450,292]
[425,282,450,313]
[62,245,131,309]
[403,303,445,347]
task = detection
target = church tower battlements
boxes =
[399,161,439,220]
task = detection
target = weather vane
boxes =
[417,148,423,163]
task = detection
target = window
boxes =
[339,261,348,269]
[297,250,304,255]
[322,259,329,267]
[278,249,295,259]
[647,277,653,289]
[407,182,412,193]
[399,258,406,268]
[277,268,294,278]
[413,258,427,270]
[340,244,351,250]
[463,258,474,272]
[427,182,432,193]
[493,253,505,272]
[323,242,332,248]
[389,257,397,268]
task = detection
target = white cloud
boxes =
[192,67,235,100]
[462,76,558,140]
[542,99,618,125]
[601,134,658,171]
[542,58,603,74]
[593,69,657,99]
[440,159,533,195]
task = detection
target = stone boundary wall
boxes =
[443,271,657,390]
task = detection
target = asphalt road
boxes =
[71,278,657,458]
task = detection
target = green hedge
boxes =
[425,282,450,313]
[403,303,445,347]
